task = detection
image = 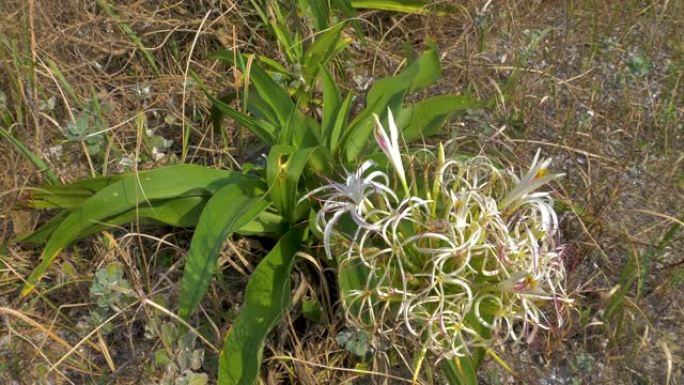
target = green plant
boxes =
[314,128,571,383]
[243,1,353,109]
[149,320,209,385]
[18,37,478,384]
[243,0,457,108]
[86,262,135,336]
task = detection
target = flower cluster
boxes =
[306,110,571,359]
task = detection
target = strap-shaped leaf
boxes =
[298,0,329,31]
[193,68,276,144]
[278,113,321,149]
[178,182,270,320]
[320,65,342,142]
[329,92,354,155]
[28,175,123,209]
[18,197,207,245]
[20,198,285,246]
[343,46,441,161]
[218,228,304,385]
[302,23,348,83]
[266,145,319,222]
[398,94,480,142]
[211,50,320,148]
[209,92,277,145]
[210,50,297,129]
[442,357,479,385]
[22,165,257,295]
[236,211,287,237]
[351,0,455,15]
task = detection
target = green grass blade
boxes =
[218,228,304,385]
[14,211,69,245]
[178,182,270,320]
[331,0,363,36]
[399,94,480,142]
[45,58,81,109]
[96,0,159,76]
[298,0,329,31]
[22,165,255,295]
[0,127,58,185]
[603,252,638,331]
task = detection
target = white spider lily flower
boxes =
[500,149,564,209]
[313,144,570,359]
[373,109,409,195]
[300,160,397,259]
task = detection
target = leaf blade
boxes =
[218,228,304,385]
[398,94,480,142]
[22,165,258,295]
[343,46,441,161]
[178,182,270,320]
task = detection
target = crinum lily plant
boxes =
[307,109,571,372]
[18,38,569,383]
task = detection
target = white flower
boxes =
[500,149,564,209]
[313,144,570,359]
[300,160,396,259]
[373,109,408,194]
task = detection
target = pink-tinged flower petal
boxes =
[373,114,391,153]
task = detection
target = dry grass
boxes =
[1,1,682,384]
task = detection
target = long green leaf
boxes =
[17,197,207,245]
[210,50,297,129]
[441,357,478,385]
[399,94,480,142]
[192,69,276,144]
[96,0,159,75]
[343,46,441,161]
[266,146,319,222]
[331,0,363,36]
[22,165,257,295]
[178,183,270,320]
[18,199,285,246]
[15,212,70,245]
[218,228,304,385]
[236,211,287,237]
[329,92,354,155]
[28,175,123,209]
[351,0,454,15]
[298,0,329,31]
[320,65,343,142]
[209,93,276,145]
[211,50,320,148]
[302,23,348,83]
